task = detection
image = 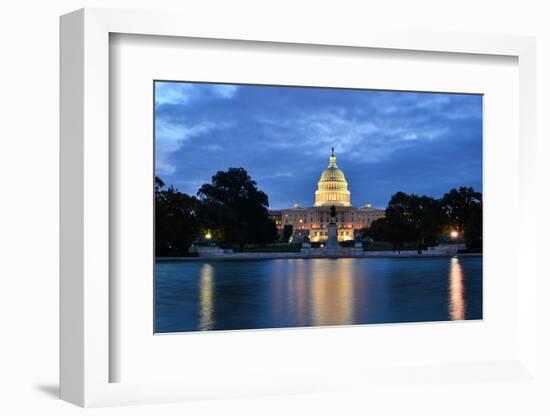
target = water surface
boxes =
[155,256,482,333]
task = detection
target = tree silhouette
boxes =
[282,225,294,243]
[441,187,482,250]
[197,168,278,250]
[364,187,481,252]
[155,177,201,256]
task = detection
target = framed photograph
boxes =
[60,8,538,408]
[153,81,483,334]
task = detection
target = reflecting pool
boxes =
[155,256,482,333]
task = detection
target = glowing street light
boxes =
[205,231,212,240]
[450,230,459,239]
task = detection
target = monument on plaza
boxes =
[325,204,339,249]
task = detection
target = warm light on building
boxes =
[314,147,351,207]
[268,148,385,242]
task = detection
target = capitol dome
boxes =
[314,148,351,207]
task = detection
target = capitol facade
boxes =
[269,149,385,243]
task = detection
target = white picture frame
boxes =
[60,7,538,408]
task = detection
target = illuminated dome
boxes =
[314,148,351,207]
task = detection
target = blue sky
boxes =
[155,81,482,209]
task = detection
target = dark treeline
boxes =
[363,187,482,252]
[156,167,482,256]
[155,168,278,256]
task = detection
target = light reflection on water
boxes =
[286,259,308,327]
[449,257,466,321]
[199,264,214,330]
[157,256,482,333]
[309,259,354,327]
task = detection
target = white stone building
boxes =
[269,149,385,242]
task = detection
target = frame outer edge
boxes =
[58,6,539,407]
[60,8,85,407]
[82,8,111,407]
[517,39,537,376]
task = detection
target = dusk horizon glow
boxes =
[155,81,482,209]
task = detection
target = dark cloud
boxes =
[155,82,482,209]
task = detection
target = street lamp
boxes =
[205,231,212,240]
[450,230,459,239]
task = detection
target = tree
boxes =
[463,203,483,251]
[155,177,201,256]
[361,217,388,243]
[407,195,446,249]
[282,224,294,243]
[197,168,278,250]
[362,187,482,252]
[441,187,482,251]
[365,192,446,252]
[384,192,416,252]
[441,187,482,231]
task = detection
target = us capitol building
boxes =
[269,148,385,243]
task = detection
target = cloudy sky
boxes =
[155,81,482,209]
